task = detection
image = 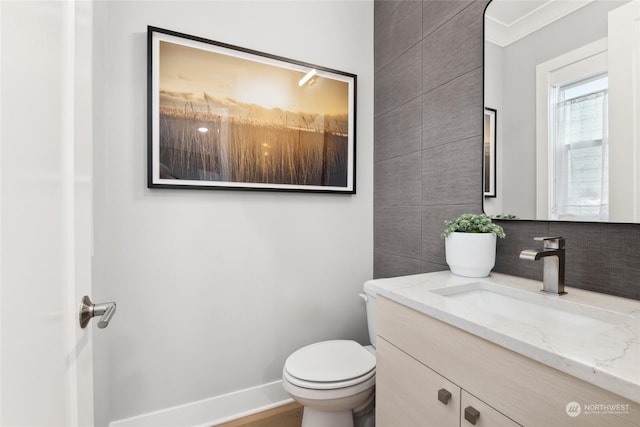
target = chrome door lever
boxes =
[79,295,116,329]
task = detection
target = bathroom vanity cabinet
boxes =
[375,296,639,427]
[377,337,519,427]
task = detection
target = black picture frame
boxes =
[147,26,357,193]
[484,107,497,198]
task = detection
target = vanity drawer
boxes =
[461,390,520,427]
[377,296,639,427]
[377,337,461,427]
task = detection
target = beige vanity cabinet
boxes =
[376,296,640,427]
[377,336,519,427]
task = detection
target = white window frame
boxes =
[535,38,608,220]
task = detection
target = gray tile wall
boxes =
[374,0,640,300]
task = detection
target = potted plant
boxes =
[441,213,506,278]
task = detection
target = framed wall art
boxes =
[147,26,357,193]
[484,107,497,198]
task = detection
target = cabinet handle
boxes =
[437,388,452,405]
[464,406,481,425]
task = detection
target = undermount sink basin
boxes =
[430,282,630,335]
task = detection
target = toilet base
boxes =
[301,407,354,427]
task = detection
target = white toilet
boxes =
[282,283,378,427]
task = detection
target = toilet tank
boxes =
[360,282,379,348]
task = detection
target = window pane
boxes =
[564,143,609,219]
[552,76,609,221]
[561,75,608,100]
[557,91,606,144]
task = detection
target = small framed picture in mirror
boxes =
[484,107,497,198]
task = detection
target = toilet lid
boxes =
[284,340,376,383]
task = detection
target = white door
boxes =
[1,1,95,425]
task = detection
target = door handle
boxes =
[79,295,116,329]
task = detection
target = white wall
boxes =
[483,41,503,217]
[608,1,640,222]
[91,1,373,425]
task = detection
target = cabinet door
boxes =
[376,337,460,427]
[461,391,521,427]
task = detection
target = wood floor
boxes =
[216,402,303,427]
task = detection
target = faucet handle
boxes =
[533,236,565,249]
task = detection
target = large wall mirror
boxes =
[483,0,640,223]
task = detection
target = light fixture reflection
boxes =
[298,69,317,87]
[197,127,208,133]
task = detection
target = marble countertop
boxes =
[365,271,640,403]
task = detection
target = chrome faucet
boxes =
[520,237,566,295]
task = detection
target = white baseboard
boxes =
[109,380,294,427]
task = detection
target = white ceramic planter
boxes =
[445,232,497,278]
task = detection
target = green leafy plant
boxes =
[493,213,517,220]
[441,213,506,239]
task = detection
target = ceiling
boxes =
[486,0,549,25]
[485,0,594,46]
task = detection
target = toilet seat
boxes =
[283,340,376,390]
[283,365,375,390]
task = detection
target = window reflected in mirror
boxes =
[483,0,640,223]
